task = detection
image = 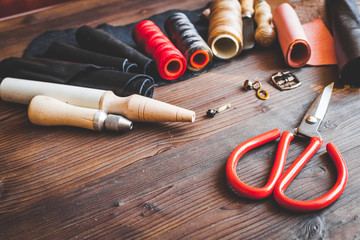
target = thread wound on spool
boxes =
[164,58,183,77]
[208,0,243,60]
[164,12,212,71]
[190,50,210,69]
[132,20,187,80]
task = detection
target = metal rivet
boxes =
[305,116,318,124]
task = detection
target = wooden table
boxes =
[1,0,360,239]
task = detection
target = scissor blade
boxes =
[311,82,334,120]
[296,82,334,139]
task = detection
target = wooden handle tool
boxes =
[241,0,256,50]
[241,0,255,17]
[254,0,276,47]
[0,77,196,123]
[28,95,133,131]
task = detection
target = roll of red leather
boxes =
[132,20,187,80]
[273,3,311,68]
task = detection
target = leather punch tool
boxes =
[226,82,348,212]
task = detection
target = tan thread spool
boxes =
[208,0,243,60]
[254,0,276,47]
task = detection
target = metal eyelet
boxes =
[244,79,269,100]
[257,88,269,100]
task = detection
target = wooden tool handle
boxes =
[241,0,255,16]
[0,77,104,108]
[100,92,196,122]
[1,78,195,123]
[254,0,276,47]
[28,95,105,131]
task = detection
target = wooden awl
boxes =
[241,0,255,49]
[0,77,196,123]
[28,95,133,131]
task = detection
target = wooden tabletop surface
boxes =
[1,0,360,239]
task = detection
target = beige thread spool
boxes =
[254,0,276,47]
[208,0,243,60]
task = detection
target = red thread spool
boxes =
[132,20,187,80]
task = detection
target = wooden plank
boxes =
[0,0,360,239]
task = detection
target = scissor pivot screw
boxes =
[305,115,318,124]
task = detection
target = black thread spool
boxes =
[165,12,213,72]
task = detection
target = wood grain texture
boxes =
[1,0,360,239]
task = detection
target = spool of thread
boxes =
[208,0,243,60]
[164,12,213,71]
[273,3,311,68]
[254,0,276,47]
[132,20,187,80]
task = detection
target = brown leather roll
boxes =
[273,3,311,68]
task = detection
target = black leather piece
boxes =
[21,4,224,86]
[76,26,154,75]
[0,57,156,97]
[326,0,360,86]
[43,41,138,73]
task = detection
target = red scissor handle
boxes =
[273,136,348,212]
[226,129,291,199]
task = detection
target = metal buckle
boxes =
[270,71,302,91]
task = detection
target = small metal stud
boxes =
[243,79,253,90]
[305,115,318,124]
[243,80,269,100]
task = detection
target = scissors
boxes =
[226,83,348,212]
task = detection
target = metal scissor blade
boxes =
[296,82,334,139]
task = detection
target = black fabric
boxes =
[75,26,154,75]
[43,41,138,73]
[0,57,156,97]
[326,0,360,86]
[22,4,224,86]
